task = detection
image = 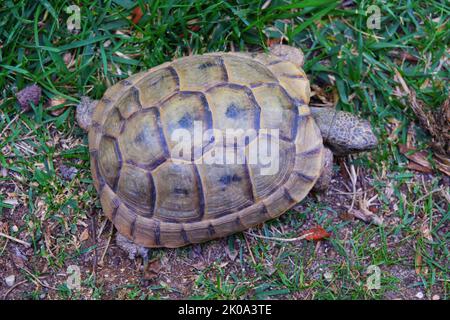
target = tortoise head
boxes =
[309,107,378,156]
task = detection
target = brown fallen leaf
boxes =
[266,38,282,47]
[339,211,355,221]
[348,208,384,226]
[434,153,450,176]
[415,251,422,275]
[348,198,383,226]
[79,228,89,242]
[301,226,330,241]
[399,144,431,166]
[143,259,161,280]
[399,144,433,172]
[407,161,433,174]
[394,69,449,157]
[131,6,144,24]
[420,223,433,242]
[310,84,335,107]
[389,50,419,63]
[187,19,201,32]
[47,97,67,116]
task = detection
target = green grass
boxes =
[0,0,448,300]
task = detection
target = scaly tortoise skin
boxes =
[85,50,377,248]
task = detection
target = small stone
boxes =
[415,292,424,299]
[16,84,42,111]
[63,52,72,65]
[432,294,440,300]
[59,164,78,181]
[0,166,7,177]
[11,225,18,232]
[324,271,333,281]
[5,275,15,287]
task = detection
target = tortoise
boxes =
[76,45,377,248]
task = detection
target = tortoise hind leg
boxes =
[268,44,305,68]
[116,233,149,261]
[76,96,98,131]
[313,147,333,192]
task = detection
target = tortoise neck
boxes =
[308,107,336,142]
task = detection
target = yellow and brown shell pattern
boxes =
[88,52,325,248]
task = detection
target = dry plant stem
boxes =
[0,110,25,138]
[243,232,257,264]
[3,280,28,299]
[343,161,358,211]
[99,227,114,266]
[21,268,57,290]
[0,231,31,247]
[90,209,98,280]
[245,231,313,242]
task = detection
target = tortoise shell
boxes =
[89,52,324,248]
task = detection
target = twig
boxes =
[242,232,256,265]
[97,219,109,240]
[0,110,24,138]
[3,280,28,299]
[99,227,113,266]
[90,208,98,280]
[343,161,358,211]
[0,232,31,247]
[413,187,444,205]
[244,231,313,242]
[21,268,57,290]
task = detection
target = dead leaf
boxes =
[131,6,144,24]
[310,84,335,107]
[80,228,89,242]
[394,69,449,157]
[143,259,161,280]
[339,211,355,221]
[434,153,450,176]
[420,223,433,242]
[415,251,422,275]
[4,198,18,206]
[266,38,283,47]
[47,97,67,116]
[187,19,201,32]
[301,226,330,241]
[348,198,383,226]
[406,161,432,173]
[399,144,433,173]
[389,50,419,63]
